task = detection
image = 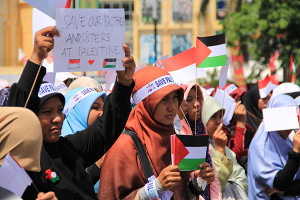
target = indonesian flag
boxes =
[258,74,277,99]
[0,153,32,197]
[171,134,209,171]
[162,47,208,83]
[197,34,227,68]
[290,55,296,83]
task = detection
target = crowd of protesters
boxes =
[0,26,300,200]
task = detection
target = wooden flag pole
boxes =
[24,61,43,108]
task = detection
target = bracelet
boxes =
[145,180,161,200]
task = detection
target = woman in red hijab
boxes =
[98,66,215,199]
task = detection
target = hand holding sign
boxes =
[293,130,300,153]
[116,44,135,86]
[30,26,60,65]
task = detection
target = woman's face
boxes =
[206,110,222,137]
[186,88,200,121]
[258,93,272,111]
[154,91,179,125]
[87,96,104,125]
[38,96,64,143]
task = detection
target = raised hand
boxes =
[157,165,181,191]
[213,123,227,155]
[293,129,300,153]
[234,101,247,127]
[29,26,60,65]
[116,44,136,86]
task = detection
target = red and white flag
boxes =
[290,55,296,83]
[258,74,277,99]
[0,153,32,197]
[162,47,207,83]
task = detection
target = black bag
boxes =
[123,130,154,182]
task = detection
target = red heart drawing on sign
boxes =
[88,60,95,65]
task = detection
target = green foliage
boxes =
[220,0,300,83]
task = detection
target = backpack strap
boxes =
[123,130,154,181]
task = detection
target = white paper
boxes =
[213,89,236,126]
[219,65,229,89]
[263,106,299,132]
[54,8,126,72]
[0,154,32,197]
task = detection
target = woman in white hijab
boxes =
[248,95,300,199]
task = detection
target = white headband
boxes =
[133,75,175,104]
[38,83,58,98]
[63,87,97,116]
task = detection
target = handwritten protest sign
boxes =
[54,8,125,72]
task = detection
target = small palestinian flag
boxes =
[103,58,116,68]
[197,34,227,68]
[258,74,277,99]
[171,134,209,171]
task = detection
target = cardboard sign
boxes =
[54,8,125,72]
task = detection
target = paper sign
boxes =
[213,89,236,126]
[263,106,299,132]
[219,65,229,89]
[54,8,126,72]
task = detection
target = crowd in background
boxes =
[0,26,300,200]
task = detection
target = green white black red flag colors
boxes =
[197,34,227,68]
[171,134,209,171]
[103,58,117,68]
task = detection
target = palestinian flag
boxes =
[171,134,209,171]
[258,74,277,99]
[290,55,296,83]
[103,58,116,68]
[197,34,227,68]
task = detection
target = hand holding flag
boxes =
[157,165,181,191]
[194,162,215,185]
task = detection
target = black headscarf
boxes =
[241,84,262,132]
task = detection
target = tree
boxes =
[220,0,300,83]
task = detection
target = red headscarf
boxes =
[99,66,188,199]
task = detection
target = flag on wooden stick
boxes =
[171,134,209,171]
